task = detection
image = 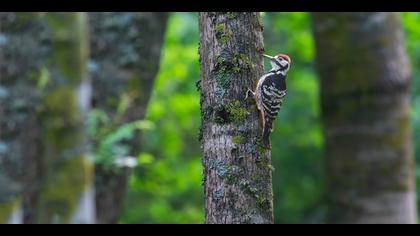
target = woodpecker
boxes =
[246,53,291,148]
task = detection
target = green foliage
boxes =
[401,12,420,213]
[120,13,203,224]
[117,12,324,224]
[263,12,325,223]
[88,109,155,169]
[113,12,420,224]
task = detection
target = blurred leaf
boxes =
[137,153,155,165]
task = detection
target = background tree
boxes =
[312,12,417,223]
[88,12,169,224]
[0,12,47,224]
[3,12,420,225]
[263,12,324,223]
[119,12,204,224]
[199,12,274,224]
[32,12,94,224]
[1,12,94,224]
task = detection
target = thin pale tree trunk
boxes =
[199,12,274,224]
[312,12,417,224]
[34,12,94,224]
[88,12,169,224]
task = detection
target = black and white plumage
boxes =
[247,53,291,148]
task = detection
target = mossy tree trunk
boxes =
[34,12,94,224]
[312,12,417,224]
[1,12,94,224]
[88,12,168,224]
[0,12,47,224]
[199,12,274,224]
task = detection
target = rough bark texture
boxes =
[88,12,169,224]
[199,12,274,224]
[0,12,46,224]
[312,12,417,224]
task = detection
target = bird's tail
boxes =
[262,118,273,148]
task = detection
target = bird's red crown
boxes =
[277,53,291,64]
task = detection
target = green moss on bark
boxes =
[37,158,93,223]
[46,13,87,83]
[42,88,80,151]
[215,23,232,44]
[212,100,248,125]
[226,12,239,20]
[0,199,20,223]
[35,12,92,224]
[232,136,245,145]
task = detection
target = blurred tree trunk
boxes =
[88,12,169,224]
[0,173,22,223]
[199,12,274,224]
[1,12,94,224]
[33,12,94,224]
[312,12,417,224]
[0,12,46,224]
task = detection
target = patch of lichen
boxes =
[226,172,237,185]
[226,12,239,20]
[213,187,225,201]
[215,23,232,44]
[202,106,214,121]
[208,159,231,178]
[213,100,248,125]
[37,157,93,223]
[256,155,271,169]
[212,55,240,90]
[239,53,252,70]
[256,195,269,208]
[226,100,248,124]
[232,136,245,145]
[256,138,269,154]
[212,52,252,91]
[239,179,262,202]
[0,199,20,223]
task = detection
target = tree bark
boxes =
[0,12,46,224]
[312,12,417,224]
[88,12,169,224]
[199,12,274,224]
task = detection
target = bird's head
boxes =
[263,53,291,74]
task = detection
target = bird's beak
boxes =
[263,54,275,60]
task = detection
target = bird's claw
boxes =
[245,88,254,101]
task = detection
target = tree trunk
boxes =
[199,12,274,224]
[0,174,22,224]
[88,12,169,224]
[0,12,46,224]
[33,12,94,224]
[312,12,417,224]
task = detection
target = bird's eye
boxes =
[280,60,288,66]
